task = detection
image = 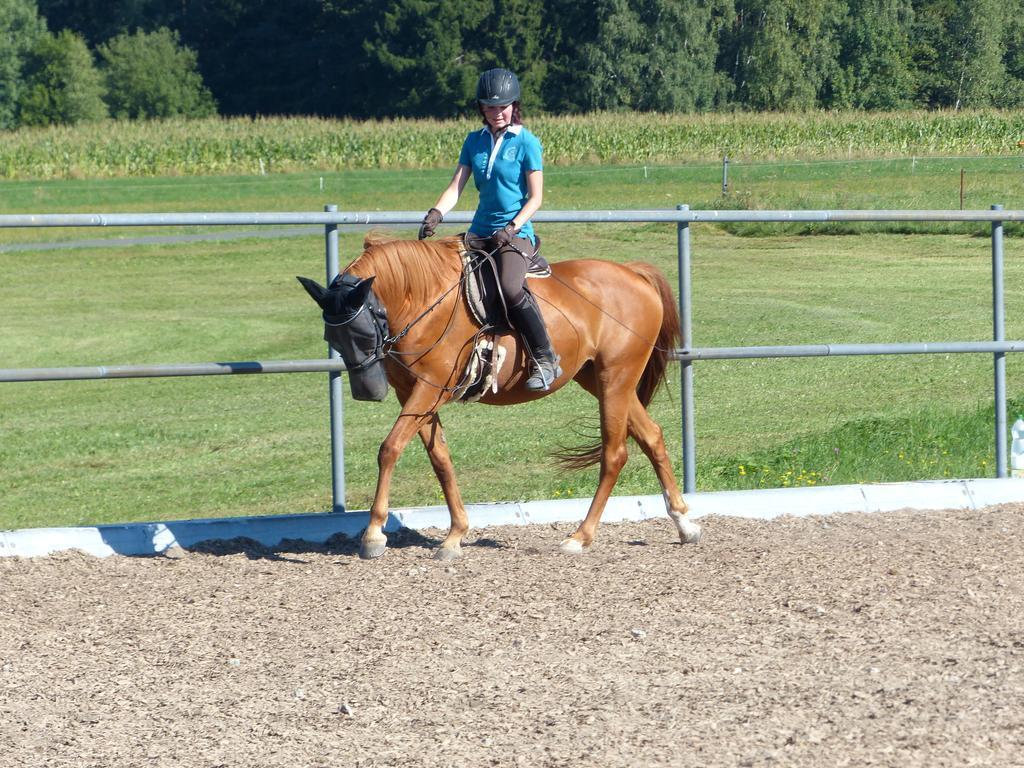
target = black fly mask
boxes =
[297,274,390,401]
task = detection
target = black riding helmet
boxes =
[476,68,521,106]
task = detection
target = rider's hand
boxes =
[418,208,443,239]
[490,222,518,248]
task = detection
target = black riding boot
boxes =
[508,292,562,391]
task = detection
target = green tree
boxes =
[475,0,546,111]
[0,0,47,129]
[17,28,106,125]
[360,0,492,118]
[168,0,336,117]
[911,0,1005,108]
[539,0,602,112]
[907,0,946,106]
[833,0,915,109]
[35,0,159,45]
[948,0,1004,108]
[722,0,845,110]
[577,0,732,112]
[98,26,216,119]
[1003,0,1024,106]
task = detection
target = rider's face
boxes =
[482,103,514,131]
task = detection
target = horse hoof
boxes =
[558,538,587,555]
[677,519,702,545]
[433,545,462,561]
[359,538,388,560]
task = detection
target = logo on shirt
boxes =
[502,146,517,162]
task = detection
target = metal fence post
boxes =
[325,204,346,511]
[677,204,696,493]
[992,204,1007,478]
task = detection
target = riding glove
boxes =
[418,208,443,239]
[490,222,519,248]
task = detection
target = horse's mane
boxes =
[346,232,464,309]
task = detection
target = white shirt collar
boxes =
[479,124,523,138]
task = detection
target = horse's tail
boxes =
[554,261,679,470]
[629,261,680,408]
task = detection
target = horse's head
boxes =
[297,274,390,402]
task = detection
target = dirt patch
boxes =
[2,506,1024,767]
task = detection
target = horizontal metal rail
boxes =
[674,340,1024,361]
[6,341,1024,383]
[0,359,346,383]
[1,208,1023,229]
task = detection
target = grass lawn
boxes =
[2,158,1023,529]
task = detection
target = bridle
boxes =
[341,245,503,394]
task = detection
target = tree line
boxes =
[2,0,1023,130]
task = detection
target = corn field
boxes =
[2,110,1023,180]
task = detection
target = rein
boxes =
[362,245,503,394]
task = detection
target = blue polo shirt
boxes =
[458,124,543,243]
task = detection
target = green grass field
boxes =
[2,152,1024,530]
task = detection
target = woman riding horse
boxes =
[298,68,703,560]
[418,68,561,392]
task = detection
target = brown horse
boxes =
[299,234,701,560]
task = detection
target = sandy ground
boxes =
[2,505,1024,768]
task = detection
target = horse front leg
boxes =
[418,415,469,561]
[362,392,440,560]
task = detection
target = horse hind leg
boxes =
[559,381,632,554]
[418,415,469,560]
[627,395,701,545]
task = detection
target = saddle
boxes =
[451,233,551,402]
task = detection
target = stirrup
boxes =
[525,356,562,391]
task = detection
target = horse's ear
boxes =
[296,276,327,308]
[347,275,376,307]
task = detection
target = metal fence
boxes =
[2,206,1022,511]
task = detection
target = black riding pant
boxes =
[468,234,535,306]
